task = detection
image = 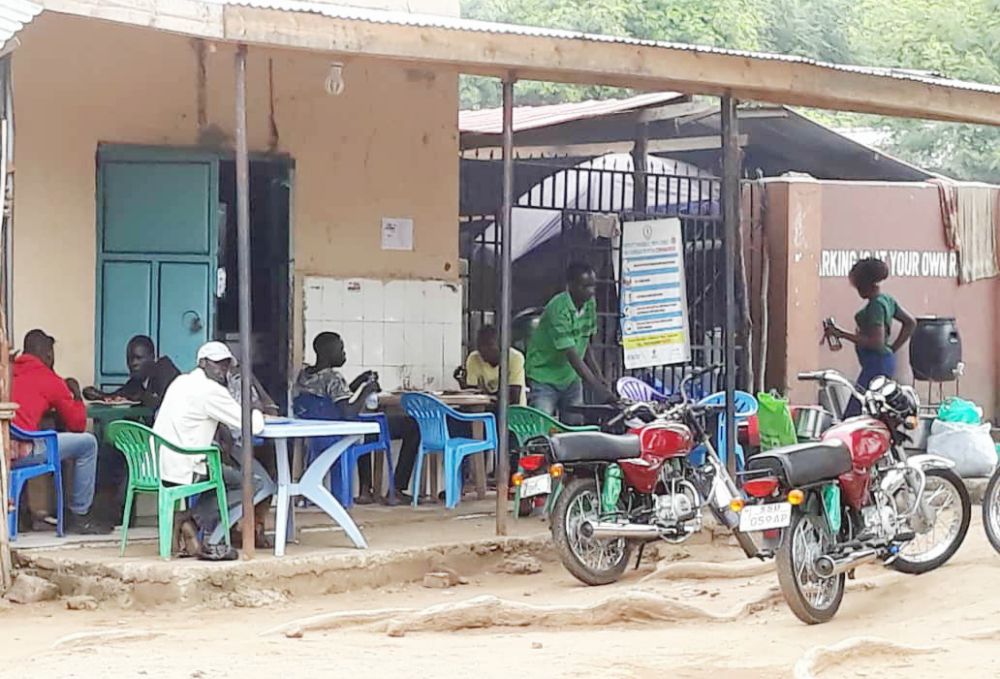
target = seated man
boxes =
[294,332,417,504]
[153,341,272,554]
[11,329,109,534]
[83,335,181,523]
[455,325,527,407]
[83,335,180,411]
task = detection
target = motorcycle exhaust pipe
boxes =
[814,548,879,578]
[580,520,661,540]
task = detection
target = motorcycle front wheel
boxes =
[982,466,1000,554]
[550,476,632,586]
[892,467,970,574]
[776,509,845,625]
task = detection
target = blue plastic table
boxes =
[260,418,380,556]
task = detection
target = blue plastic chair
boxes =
[8,424,64,540]
[293,393,396,508]
[401,392,498,509]
[689,391,759,469]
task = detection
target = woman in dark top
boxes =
[825,257,916,415]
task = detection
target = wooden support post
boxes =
[721,94,741,476]
[631,123,648,213]
[235,44,255,559]
[495,76,515,536]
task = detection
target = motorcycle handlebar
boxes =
[796,369,867,402]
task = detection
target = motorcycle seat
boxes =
[746,440,852,487]
[548,431,641,463]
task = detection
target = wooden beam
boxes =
[633,101,715,124]
[32,0,1000,125]
[461,134,747,157]
[221,7,1000,126]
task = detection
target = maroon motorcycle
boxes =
[546,366,766,586]
[741,370,971,624]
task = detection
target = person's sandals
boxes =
[175,516,201,559]
[355,490,376,506]
[198,543,239,561]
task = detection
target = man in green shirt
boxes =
[526,262,616,421]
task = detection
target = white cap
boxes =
[196,341,235,363]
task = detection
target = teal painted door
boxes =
[97,149,218,386]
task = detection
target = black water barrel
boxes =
[909,317,962,381]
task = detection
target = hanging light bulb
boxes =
[325,62,345,96]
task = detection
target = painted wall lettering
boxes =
[819,249,958,278]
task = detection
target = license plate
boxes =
[739,502,792,532]
[520,474,552,498]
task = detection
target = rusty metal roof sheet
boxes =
[459,92,686,135]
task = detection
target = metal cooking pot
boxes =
[794,406,834,441]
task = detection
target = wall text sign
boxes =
[820,249,958,279]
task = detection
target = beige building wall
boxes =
[12,13,459,383]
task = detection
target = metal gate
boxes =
[460,157,736,397]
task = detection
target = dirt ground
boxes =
[3,515,1000,679]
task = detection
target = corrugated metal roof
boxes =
[459,92,685,135]
[0,0,42,46]
[210,0,1000,96]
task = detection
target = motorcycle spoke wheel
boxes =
[984,470,1000,554]
[899,474,963,564]
[790,515,838,611]
[891,468,970,575]
[565,489,626,573]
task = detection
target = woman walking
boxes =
[825,257,916,416]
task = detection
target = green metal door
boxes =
[96,147,218,386]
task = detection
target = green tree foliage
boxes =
[460,0,1000,181]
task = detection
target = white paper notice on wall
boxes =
[381,217,414,251]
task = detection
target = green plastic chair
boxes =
[108,421,231,560]
[508,405,599,518]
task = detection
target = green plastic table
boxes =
[87,402,154,442]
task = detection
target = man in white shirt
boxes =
[154,342,274,552]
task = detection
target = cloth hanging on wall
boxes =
[929,179,999,284]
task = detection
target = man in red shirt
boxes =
[12,329,109,534]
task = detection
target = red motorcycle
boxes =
[742,370,971,624]
[546,366,766,586]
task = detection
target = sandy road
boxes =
[2,515,1000,679]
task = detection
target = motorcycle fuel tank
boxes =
[620,423,694,493]
[823,417,891,470]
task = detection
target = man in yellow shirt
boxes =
[455,325,527,406]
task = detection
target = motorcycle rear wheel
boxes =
[776,509,845,625]
[551,476,632,586]
[892,467,970,574]
[982,467,1000,555]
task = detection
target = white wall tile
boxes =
[383,322,406,367]
[403,323,425,368]
[362,322,384,366]
[443,323,463,370]
[407,284,428,323]
[423,323,445,370]
[362,280,385,322]
[323,279,344,321]
[379,366,402,391]
[340,321,364,368]
[341,281,366,322]
[442,282,463,324]
[421,364,443,391]
[383,280,408,323]
[303,279,324,321]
